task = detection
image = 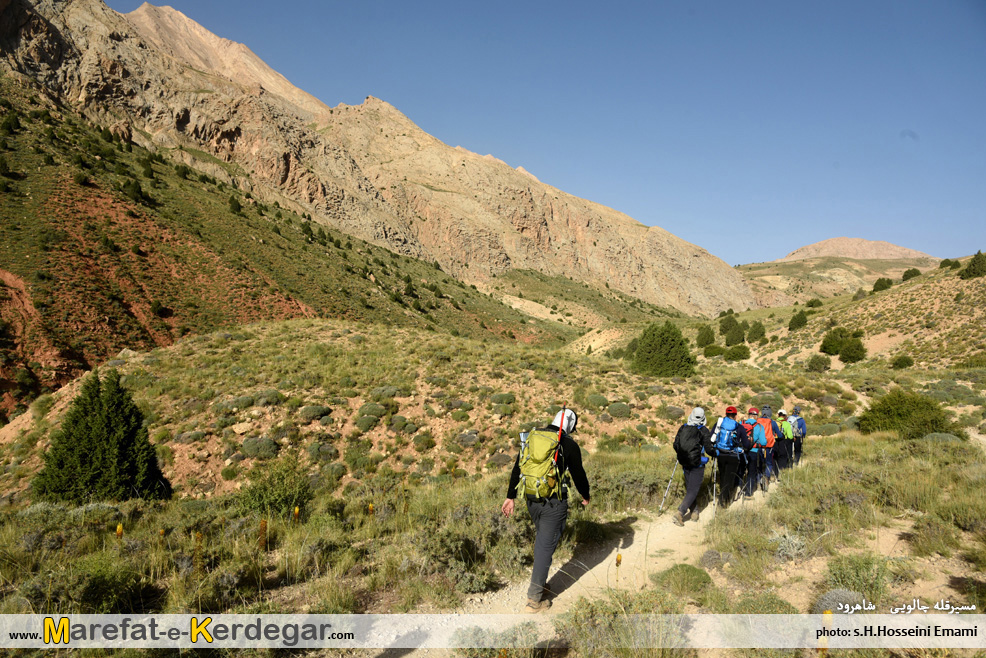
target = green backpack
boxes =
[516,429,564,498]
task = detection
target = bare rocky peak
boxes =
[780,237,936,262]
[1,0,757,316]
[123,3,330,119]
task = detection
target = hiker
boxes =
[712,406,747,507]
[501,408,590,613]
[788,405,807,465]
[776,409,795,470]
[741,407,766,497]
[759,406,782,484]
[671,407,715,526]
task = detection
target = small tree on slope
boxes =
[632,321,696,378]
[33,370,171,503]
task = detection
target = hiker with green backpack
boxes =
[501,408,590,613]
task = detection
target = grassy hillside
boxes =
[739,255,942,306]
[0,74,675,422]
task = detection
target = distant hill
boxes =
[780,237,936,262]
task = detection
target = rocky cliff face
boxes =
[1,0,755,316]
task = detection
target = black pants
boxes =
[794,437,803,464]
[776,439,793,470]
[716,452,742,507]
[744,450,761,496]
[678,465,705,516]
[526,497,569,601]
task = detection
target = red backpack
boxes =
[756,418,776,448]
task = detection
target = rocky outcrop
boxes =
[0,0,756,316]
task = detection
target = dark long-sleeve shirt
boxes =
[506,425,590,501]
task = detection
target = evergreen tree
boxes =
[747,321,766,342]
[34,370,171,503]
[839,338,867,364]
[725,323,746,347]
[872,277,893,292]
[695,324,715,348]
[719,314,739,337]
[788,310,808,331]
[959,251,986,280]
[632,321,696,378]
[901,268,921,282]
[820,327,851,355]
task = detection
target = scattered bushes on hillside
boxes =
[631,321,695,378]
[857,388,953,440]
[901,268,921,282]
[939,258,961,270]
[959,250,986,280]
[872,278,893,293]
[788,311,808,331]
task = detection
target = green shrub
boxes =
[826,554,890,603]
[33,370,171,503]
[891,355,914,370]
[820,327,851,355]
[355,415,379,433]
[631,321,696,378]
[806,298,823,308]
[746,321,766,342]
[858,388,952,440]
[734,591,798,614]
[358,402,388,418]
[959,251,986,279]
[872,277,893,292]
[21,553,154,614]
[239,452,313,518]
[788,311,808,331]
[806,354,831,373]
[451,410,470,422]
[719,314,739,336]
[607,402,631,418]
[586,394,609,409]
[724,345,750,362]
[299,405,332,422]
[901,268,921,282]
[724,324,745,347]
[490,393,515,405]
[696,324,715,348]
[221,465,238,481]
[909,515,960,557]
[839,338,867,364]
[703,345,725,358]
[241,436,279,459]
[413,432,436,452]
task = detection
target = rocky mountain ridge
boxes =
[0,0,755,316]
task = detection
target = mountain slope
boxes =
[780,237,935,262]
[0,0,755,317]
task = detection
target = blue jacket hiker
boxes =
[672,407,715,526]
[502,408,590,613]
[741,407,766,496]
[713,406,748,507]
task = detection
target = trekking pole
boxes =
[659,460,678,512]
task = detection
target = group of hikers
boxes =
[670,404,807,526]
[499,404,807,612]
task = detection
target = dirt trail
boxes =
[455,484,770,616]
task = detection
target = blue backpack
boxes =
[714,417,741,452]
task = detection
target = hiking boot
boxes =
[690,509,700,522]
[743,493,754,500]
[672,510,684,526]
[525,598,551,613]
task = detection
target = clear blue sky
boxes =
[106,0,986,265]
